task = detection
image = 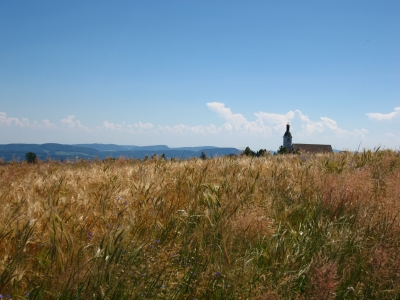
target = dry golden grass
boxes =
[0,150,399,299]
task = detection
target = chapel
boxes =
[282,124,333,154]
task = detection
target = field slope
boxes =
[0,150,399,299]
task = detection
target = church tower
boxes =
[283,123,293,150]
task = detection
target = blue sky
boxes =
[1,1,399,150]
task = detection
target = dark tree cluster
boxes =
[276,146,300,155]
[277,146,288,155]
[243,147,269,157]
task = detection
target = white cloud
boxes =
[35,119,57,129]
[254,111,294,131]
[0,112,56,128]
[253,109,350,136]
[0,106,371,149]
[320,117,336,129]
[133,122,154,130]
[366,107,400,121]
[61,115,88,130]
[204,102,368,142]
[384,132,395,138]
[207,102,269,133]
[207,102,248,127]
[0,112,27,127]
[102,121,154,133]
[103,121,123,130]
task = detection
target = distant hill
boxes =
[73,144,219,152]
[73,144,172,151]
[73,144,130,151]
[0,143,241,162]
[0,143,99,161]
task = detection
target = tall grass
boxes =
[0,150,399,299]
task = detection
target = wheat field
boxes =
[0,150,399,299]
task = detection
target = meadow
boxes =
[0,150,399,299]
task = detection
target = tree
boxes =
[276,146,300,155]
[200,151,208,160]
[243,147,256,157]
[160,153,166,160]
[25,152,37,163]
[277,146,287,155]
[256,149,268,157]
[243,147,269,157]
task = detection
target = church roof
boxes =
[283,131,292,138]
[292,143,333,153]
[283,123,292,138]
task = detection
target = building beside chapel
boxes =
[283,124,333,154]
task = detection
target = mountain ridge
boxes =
[0,143,241,161]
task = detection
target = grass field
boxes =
[0,150,399,299]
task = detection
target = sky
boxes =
[0,1,399,151]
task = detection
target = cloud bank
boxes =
[206,102,367,140]
[0,104,371,149]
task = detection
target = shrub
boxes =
[25,152,37,163]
